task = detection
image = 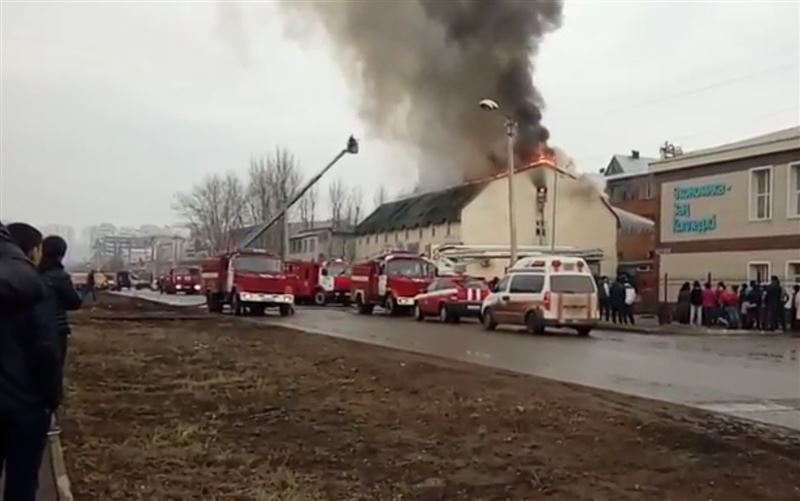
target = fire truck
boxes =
[202,250,295,316]
[285,258,352,306]
[161,266,202,295]
[350,251,436,316]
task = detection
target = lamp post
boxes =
[480,98,518,266]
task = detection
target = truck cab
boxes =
[351,251,435,316]
[162,266,202,295]
[204,251,294,316]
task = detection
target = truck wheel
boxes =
[482,308,497,331]
[414,303,425,322]
[313,290,327,306]
[232,294,244,316]
[386,295,399,316]
[526,310,546,335]
[279,304,294,317]
[356,295,373,315]
[576,326,592,337]
[207,294,222,313]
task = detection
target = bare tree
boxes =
[373,184,387,208]
[298,185,318,229]
[246,156,274,225]
[173,171,247,254]
[347,185,364,226]
[328,178,347,229]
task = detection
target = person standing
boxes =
[746,280,762,330]
[609,277,625,324]
[792,285,800,334]
[701,282,716,326]
[623,279,637,325]
[675,282,691,324]
[1,222,61,501]
[764,276,788,331]
[39,236,83,367]
[722,285,741,329]
[598,276,611,322]
[689,281,703,326]
[84,268,97,302]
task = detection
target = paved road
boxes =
[261,307,800,431]
[112,290,800,431]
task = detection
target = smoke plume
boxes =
[282,0,563,188]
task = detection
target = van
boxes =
[480,255,599,336]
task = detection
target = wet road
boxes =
[111,289,206,307]
[262,307,800,431]
[113,290,800,431]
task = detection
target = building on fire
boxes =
[653,126,800,301]
[355,151,621,279]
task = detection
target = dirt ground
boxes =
[62,295,800,500]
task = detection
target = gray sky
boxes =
[1,1,798,232]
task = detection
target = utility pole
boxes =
[505,118,518,267]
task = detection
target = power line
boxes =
[596,63,798,117]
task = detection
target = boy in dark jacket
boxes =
[1,222,61,501]
[39,235,83,365]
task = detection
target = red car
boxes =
[413,276,491,323]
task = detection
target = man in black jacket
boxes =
[40,235,83,365]
[1,222,61,501]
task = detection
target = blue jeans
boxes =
[0,407,51,501]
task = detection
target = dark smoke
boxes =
[282,0,563,187]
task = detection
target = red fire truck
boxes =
[285,258,352,306]
[160,266,202,295]
[350,251,435,316]
[202,250,295,316]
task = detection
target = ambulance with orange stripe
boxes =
[480,255,599,336]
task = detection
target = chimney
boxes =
[631,150,640,159]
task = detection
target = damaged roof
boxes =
[357,182,487,235]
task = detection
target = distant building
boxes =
[288,222,355,262]
[40,224,76,247]
[652,126,800,301]
[356,160,619,278]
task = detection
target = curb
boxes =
[599,323,794,336]
[47,428,74,501]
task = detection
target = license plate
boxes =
[467,305,480,311]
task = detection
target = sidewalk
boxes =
[599,315,797,336]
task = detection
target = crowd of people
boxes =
[0,221,82,501]
[673,278,800,331]
[597,275,638,325]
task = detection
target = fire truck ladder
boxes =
[238,136,360,250]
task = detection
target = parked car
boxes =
[413,276,491,323]
[481,255,599,336]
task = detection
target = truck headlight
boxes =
[194,284,201,291]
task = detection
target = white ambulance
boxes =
[480,255,599,336]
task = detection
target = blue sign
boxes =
[672,182,731,234]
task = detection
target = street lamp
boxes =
[479,98,518,266]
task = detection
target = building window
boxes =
[419,228,423,239]
[383,233,388,243]
[431,226,436,238]
[310,238,316,254]
[749,166,772,221]
[446,222,451,236]
[787,261,800,286]
[394,231,399,242]
[404,229,409,240]
[535,219,546,237]
[789,163,800,218]
[747,261,771,284]
[643,182,653,200]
